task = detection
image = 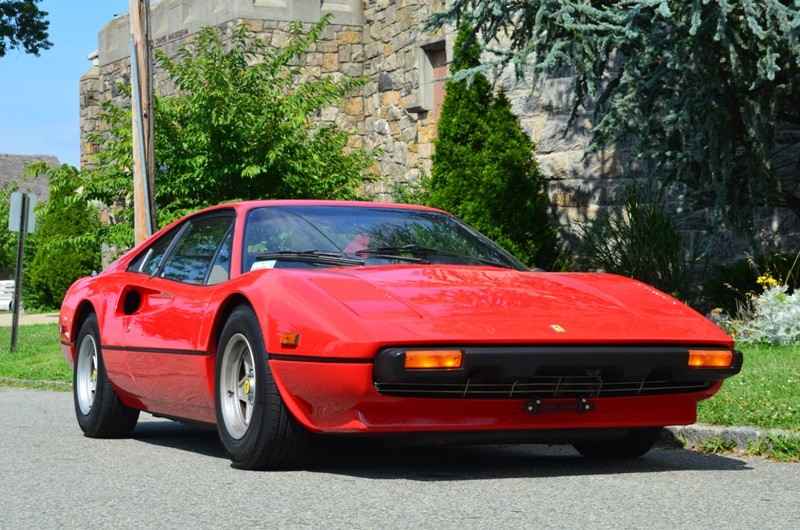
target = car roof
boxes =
[197,199,447,215]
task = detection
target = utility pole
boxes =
[130,0,156,244]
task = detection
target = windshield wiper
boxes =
[358,244,512,268]
[255,250,364,267]
[353,250,430,264]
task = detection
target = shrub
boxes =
[722,279,800,345]
[428,26,559,269]
[0,183,20,272]
[579,183,700,300]
[703,253,800,316]
[85,17,377,252]
[24,164,101,311]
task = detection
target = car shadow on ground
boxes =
[130,417,751,480]
[301,436,751,481]
[132,418,227,459]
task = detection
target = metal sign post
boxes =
[8,192,36,352]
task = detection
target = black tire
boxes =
[572,427,662,459]
[215,305,309,470]
[73,313,140,438]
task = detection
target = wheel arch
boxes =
[209,293,259,360]
[208,290,317,435]
[67,300,97,364]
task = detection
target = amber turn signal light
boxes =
[688,349,733,368]
[279,332,300,347]
[404,350,463,369]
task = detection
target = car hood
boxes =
[302,266,732,346]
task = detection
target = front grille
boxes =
[374,376,713,399]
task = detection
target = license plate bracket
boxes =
[522,397,594,416]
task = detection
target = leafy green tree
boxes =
[86,16,376,250]
[429,26,559,268]
[427,1,800,228]
[0,0,50,57]
[23,163,101,310]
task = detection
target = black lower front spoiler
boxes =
[374,345,743,384]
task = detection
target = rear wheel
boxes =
[572,427,661,459]
[73,313,139,438]
[215,306,308,470]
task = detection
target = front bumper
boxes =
[269,344,739,434]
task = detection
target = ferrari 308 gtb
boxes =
[59,200,742,469]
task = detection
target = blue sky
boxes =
[0,1,131,167]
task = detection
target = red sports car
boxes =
[60,200,742,469]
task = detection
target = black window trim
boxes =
[203,223,235,286]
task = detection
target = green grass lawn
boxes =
[0,323,70,389]
[698,343,800,431]
[1,324,798,432]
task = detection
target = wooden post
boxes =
[130,0,156,244]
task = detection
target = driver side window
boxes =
[127,212,234,285]
[128,229,178,276]
[161,216,233,285]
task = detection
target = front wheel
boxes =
[572,427,662,459]
[73,313,139,438]
[215,306,308,470]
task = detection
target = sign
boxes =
[8,192,36,233]
[7,192,36,351]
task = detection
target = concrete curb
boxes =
[660,424,796,452]
[0,377,71,390]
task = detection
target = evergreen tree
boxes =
[427,1,800,228]
[430,27,558,268]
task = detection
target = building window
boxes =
[428,44,447,122]
[408,38,447,121]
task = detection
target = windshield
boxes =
[241,205,528,272]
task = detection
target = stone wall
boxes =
[357,0,449,197]
[497,62,800,262]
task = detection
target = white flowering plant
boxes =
[719,272,800,345]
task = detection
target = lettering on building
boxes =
[154,29,189,46]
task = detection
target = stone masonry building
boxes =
[80,0,800,265]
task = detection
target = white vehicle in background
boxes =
[0,280,15,311]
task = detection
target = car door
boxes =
[121,211,234,422]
